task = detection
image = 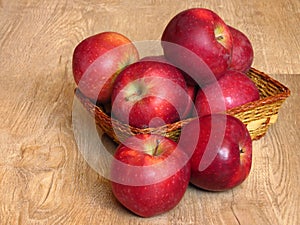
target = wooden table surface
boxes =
[1,0,299,224]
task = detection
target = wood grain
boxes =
[0,0,299,224]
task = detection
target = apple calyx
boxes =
[239,145,248,164]
[240,147,245,154]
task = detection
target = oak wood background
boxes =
[0,0,299,224]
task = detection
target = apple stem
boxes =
[153,139,161,156]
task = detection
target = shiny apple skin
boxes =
[111,134,191,217]
[228,26,254,73]
[194,70,260,117]
[72,32,139,103]
[161,8,233,85]
[111,61,188,128]
[179,114,252,191]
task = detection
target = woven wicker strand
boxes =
[75,68,290,143]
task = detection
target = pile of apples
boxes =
[72,8,260,217]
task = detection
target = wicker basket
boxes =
[75,68,290,143]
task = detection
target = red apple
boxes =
[161,8,233,85]
[228,26,254,73]
[111,134,191,217]
[180,114,252,191]
[194,70,260,117]
[72,31,139,103]
[111,60,189,128]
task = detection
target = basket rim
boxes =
[74,67,291,136]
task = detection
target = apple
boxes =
[110,134,191,217]
[194,70,260,117]
[72,31,139,103]
[179,114,252,191]
[228,26,254,73]
[161,8,233,85]
[111,60,189,128]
